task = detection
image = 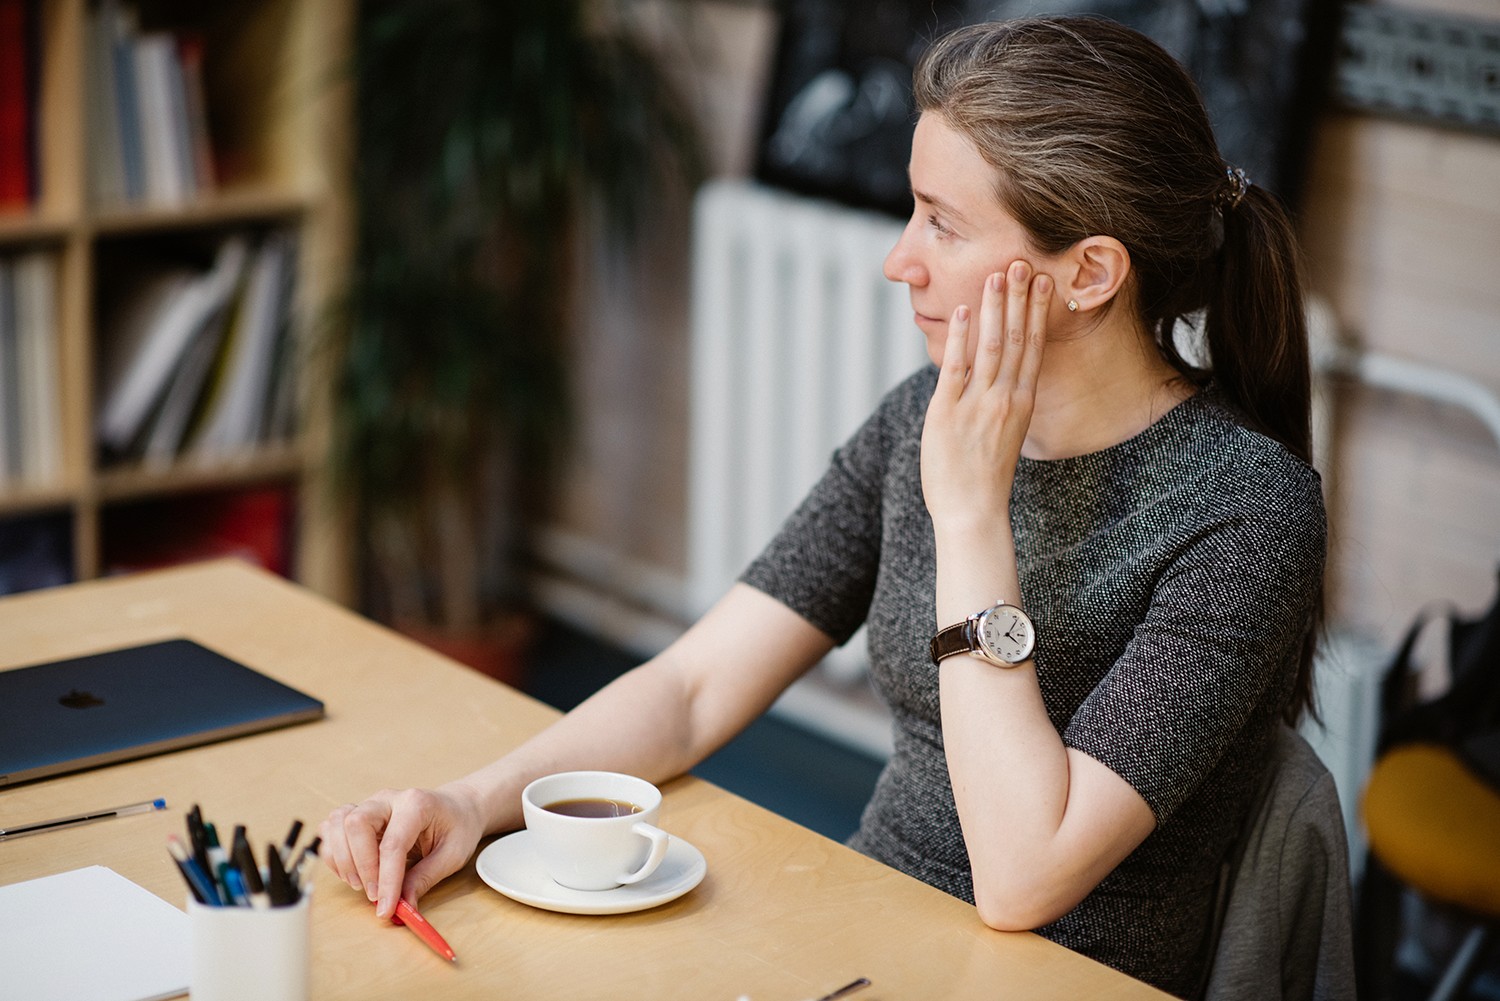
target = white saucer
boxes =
[475,829,707,915]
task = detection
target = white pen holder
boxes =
[188,889,311,1001]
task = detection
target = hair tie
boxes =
[1219,166,1251,212]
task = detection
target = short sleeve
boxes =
[1064,468,1327,825]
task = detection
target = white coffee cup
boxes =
[521,771,673,891]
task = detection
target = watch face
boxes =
[978,605,1034,664]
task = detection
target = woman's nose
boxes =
[883,227,926,286]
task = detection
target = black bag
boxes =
[1377,565,1500,787]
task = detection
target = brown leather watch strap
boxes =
[929,619,976,665]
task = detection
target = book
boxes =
[134,32,187,205]
[86,0,130,207]
[0,0,33,210]
[107,1,146,203]
[193,233,296,457]
[96,237,250,452]
[139,293,231,466]
[0,258,18,479]
[178,33,216,196]
[13,251,61,483]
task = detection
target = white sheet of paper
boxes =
[0,865,189,1001]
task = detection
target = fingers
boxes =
[936,302,971,394]
[317,802,364,888]
[374,789,442,918]
[1020,273,1053,395]
[318,794,398,900]
[318,788,480,921]
[993,261,1032,392]
[402,843,467,912]
[969,272,1005,388]
[957,261,1048,398]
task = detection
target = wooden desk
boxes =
[0,561,1169,1000]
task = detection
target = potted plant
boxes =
[328,0,701,682]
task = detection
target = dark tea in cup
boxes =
[543,797,643,819]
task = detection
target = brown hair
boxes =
[914,16,1321,722]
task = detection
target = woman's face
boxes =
[883,112,1059,368]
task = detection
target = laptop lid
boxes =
[0,638,325,787]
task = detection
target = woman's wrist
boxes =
[441,772,515,836]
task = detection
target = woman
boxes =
[320,17,1325,997]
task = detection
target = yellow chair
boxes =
[1360,742,1500,1001]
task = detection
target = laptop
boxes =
[0,638,325,787]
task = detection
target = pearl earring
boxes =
[1067,299,1079,312]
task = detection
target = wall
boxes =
[540,0,1500,668]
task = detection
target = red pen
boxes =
[391,897,457,963]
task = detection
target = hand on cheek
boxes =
[921,260,1053,529]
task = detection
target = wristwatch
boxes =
[929,600,1036,667]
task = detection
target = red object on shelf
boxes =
[102,486,294,579]
[0,0,35,210]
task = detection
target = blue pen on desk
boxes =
[0,797,167,841]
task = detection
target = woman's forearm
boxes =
[932,527,1153,929]
[445,657,705,836]
[446,584,835,838]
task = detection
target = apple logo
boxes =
[59,689,105,709]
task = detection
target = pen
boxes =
[187,805,213,879]
[168,833,221,905]
[266,841,298,906]
[0,797,167,841]
[290,835,321,886]
[231,830,269,908]
[392,898,458,963]
[281,819,304,863]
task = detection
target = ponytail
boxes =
[1208,183,1323,725]
[1205,184,1314,466]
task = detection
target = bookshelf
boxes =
[0,0,353,602]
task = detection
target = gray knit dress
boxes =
[740,366,1326,998]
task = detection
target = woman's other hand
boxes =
[319,781,487,919]
[921,259,1052,529]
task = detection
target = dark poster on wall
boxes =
[753,0,1341,218]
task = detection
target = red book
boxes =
[0,0,34,210]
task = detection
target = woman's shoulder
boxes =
[1188,392,1326,528]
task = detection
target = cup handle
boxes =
[617,822,671,885]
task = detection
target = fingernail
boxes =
[350,875,363,892]
[1037,275,1053,293]
[988,273,1002,292]
[1011,261,1030,281]
[955,305,969,322]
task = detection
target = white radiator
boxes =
[688,180,922,755]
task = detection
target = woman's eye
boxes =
[927,215,954,238]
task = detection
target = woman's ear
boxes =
[1059,236,1131,312]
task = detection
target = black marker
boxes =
[266,841,298,906]
[231,828,268,908]
[281,819,304,862]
